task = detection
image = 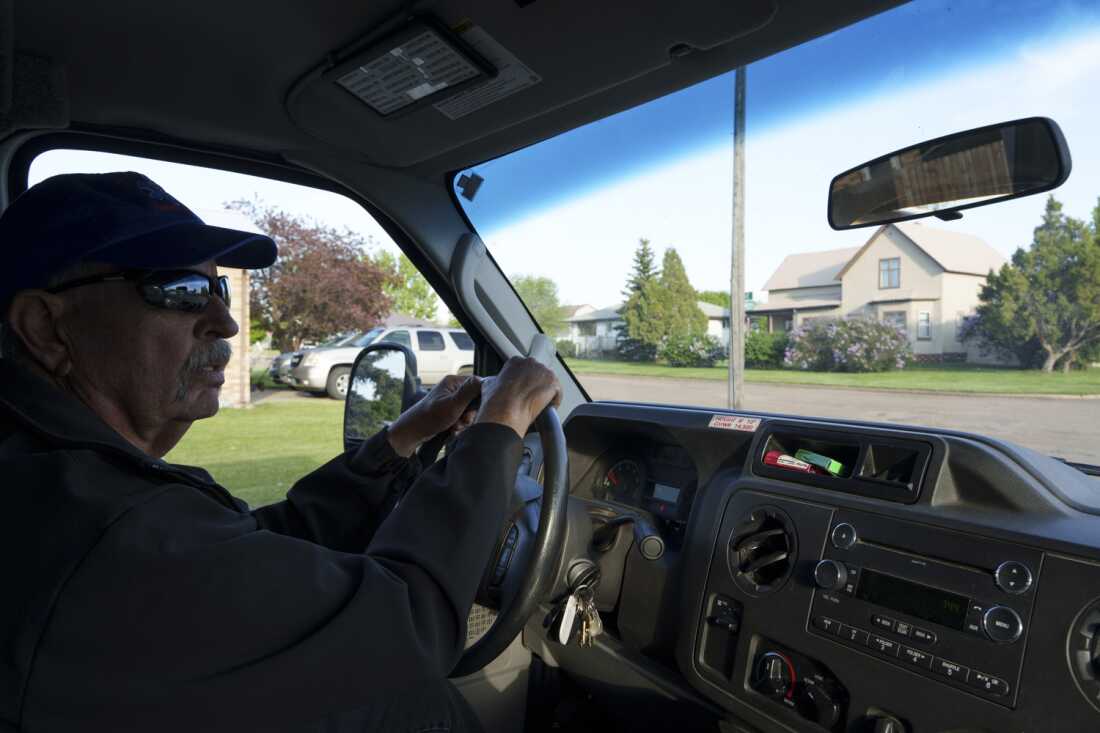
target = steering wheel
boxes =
[449,404,569,676]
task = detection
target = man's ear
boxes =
[6,291,73,375]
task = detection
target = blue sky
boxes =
[458,0,1100,235]
[466,0,1100,306]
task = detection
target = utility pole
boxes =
[728,66,746,409]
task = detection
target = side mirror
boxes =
[343,344,419,452]
[828,117,1072,230]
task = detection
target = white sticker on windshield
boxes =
[434,25,541,120]
[709,415,761,432]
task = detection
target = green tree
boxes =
[654,248,707,341]
[511,274,566,335]
[698,290,730,308]
[964,196,1100,372]
[621,237,658,299]
[619,238,663,356]
[375,250,439,321]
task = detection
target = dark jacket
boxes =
[0,360,522,732]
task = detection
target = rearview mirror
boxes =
[828,117,1071,230]
[343,344,419,452]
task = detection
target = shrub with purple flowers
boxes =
[783,318,911,372]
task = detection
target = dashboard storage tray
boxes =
[753,425,933,503]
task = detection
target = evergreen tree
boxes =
[621,238,658,299]
[618,238,662,359]
[655,248,707,341]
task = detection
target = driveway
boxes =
[578,374,1099,466]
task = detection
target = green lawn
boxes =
[165,397,344,507]
[565,359,1100,395]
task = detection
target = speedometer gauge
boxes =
[594,459,644,503]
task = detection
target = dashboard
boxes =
[523,401,1100,733]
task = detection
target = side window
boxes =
[449,331,474,351]
[27,149,452,506]
[417,330,445,351]
[385,330,412,348]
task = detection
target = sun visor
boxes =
[286,1,776,168]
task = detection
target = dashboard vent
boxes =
[728,507,797,596]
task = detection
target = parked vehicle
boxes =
[268,332,359,386]
[289,326,474,399]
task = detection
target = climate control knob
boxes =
[814,559,848,592]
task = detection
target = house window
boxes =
[578,322,597,336]
[917,312,932,340]
[879,258,901,289]
[882,311,906,333]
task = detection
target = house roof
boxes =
[561,304,594,318]
[697,301,730,318]
[567,300,729,322]
[761,247,861,291]
[837,222,1007,279]
[568,305,622,323]
[751,300,842,314]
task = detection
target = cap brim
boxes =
[90,221,277,270]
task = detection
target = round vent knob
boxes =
[728,507,797,596]
[1069,600,1100,712]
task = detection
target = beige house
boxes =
[755,222,1007,362]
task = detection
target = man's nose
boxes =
[196,292,240,340]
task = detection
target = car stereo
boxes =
[807,510,1040,708]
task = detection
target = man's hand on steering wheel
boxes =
[386,374,482,458]
[476,357,563,439]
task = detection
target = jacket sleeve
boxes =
[28,422,523,731]
[249,427,421,552]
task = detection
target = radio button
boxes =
[813,616,842,635]
[871,614,896,632]
[842,565,860,595]
[900,645,933,669]
[995,561,1032,594]
[933,658,970,682]
[964,602,987,636]
[967,671,1010,696]
[838,624,869,646]
[894,621,913,638]
[831,523,857,550]
[869,634,901,657]
[983,606,1023,644]
[910,627,937,645]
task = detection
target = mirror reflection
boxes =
[344,349,407,446]
[830,118,1067,229]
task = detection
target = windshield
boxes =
[455,0,1100,467]
[351,327,386,348]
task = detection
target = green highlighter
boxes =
[794,449,845,476]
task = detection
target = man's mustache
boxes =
[174,340,232,401]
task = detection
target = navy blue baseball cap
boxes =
[0,172,277,306]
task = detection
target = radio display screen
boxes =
[856,569,968,630]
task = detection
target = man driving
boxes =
[0,172,561,733]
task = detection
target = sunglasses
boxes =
[47,269,231,313]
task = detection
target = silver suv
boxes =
[289,326,475,399]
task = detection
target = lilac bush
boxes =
[784,318,911,372]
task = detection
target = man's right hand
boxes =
[475,357,562,439]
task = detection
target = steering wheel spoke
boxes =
[451,407,569,677]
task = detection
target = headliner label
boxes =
[708,415,761,432]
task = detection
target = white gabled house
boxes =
[753,221,1007,362]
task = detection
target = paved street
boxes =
[578,374,1100,465]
